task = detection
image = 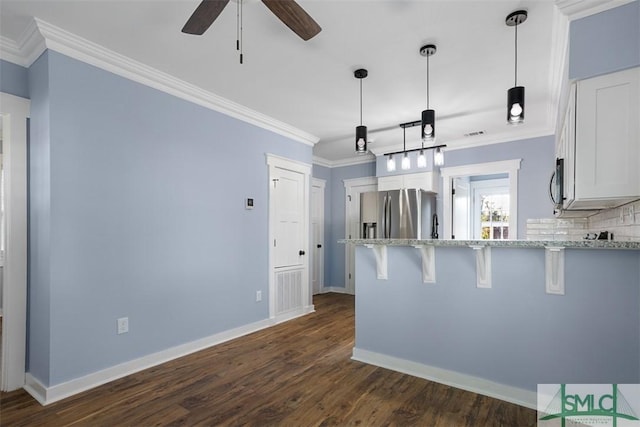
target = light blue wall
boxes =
[28,50,312,386]
[0,59,29,98]
[27,52,52,382]
[569,0,640,80]
[355,245,640,391]
[441,136,556,238]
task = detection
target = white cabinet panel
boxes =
[378,171,439,192]
[562,67,640,210]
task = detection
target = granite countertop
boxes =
[338,238,640,250]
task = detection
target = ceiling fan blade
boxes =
[261,0,321,41]
[182,0,231,35]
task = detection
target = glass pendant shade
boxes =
[387,154,396,172]
[507,86,525,123]
[401,152,411,170]
[434,146,444,167]
[355,125,367,154]
[417,149,427,168]
[421,109,435,141]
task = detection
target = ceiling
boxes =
[0,1,574,165]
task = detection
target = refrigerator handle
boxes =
[386,195,391,238]
[383,195,388,238]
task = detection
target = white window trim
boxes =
[441,159,521,240]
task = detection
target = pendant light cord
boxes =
[426,53,430,109]
[403,127,406,151]
[514,22,518,86]
[359,78,363,126]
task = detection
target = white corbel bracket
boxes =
[469,245,491,288]
[413,245,436,283]
[545,247,565,295]
[364,244,388,280]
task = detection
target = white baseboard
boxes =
[272,305,315,324]
[351,347,537,410]
[24,311,313,405]
[321,286,353,295]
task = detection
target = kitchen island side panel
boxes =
[354,245,640,392]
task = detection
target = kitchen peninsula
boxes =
[340,238,640,409]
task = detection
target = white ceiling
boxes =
[0,1,580,164]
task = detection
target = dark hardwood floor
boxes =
[1,293,535,426]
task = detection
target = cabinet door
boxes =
[562,84,576,209]
[575,67,639,202]
[377,175,404,191]
[403,172,438,192]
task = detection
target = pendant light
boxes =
[420,44,436,141]
[387,154,396,172]
[401,127,410,170]
[417,148,427,168]
[506,10,527,124]
[354,69,368,154]
[434,146,444,166]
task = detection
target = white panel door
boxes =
[311,181,325,295]
[273,168,305,268]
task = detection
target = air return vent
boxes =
[464,130,486,137]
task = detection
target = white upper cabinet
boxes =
[563,66,640,209]
[377,171,439,193]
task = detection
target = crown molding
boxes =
[555,0,636,20]
[1,18,319,147]
[0,19,45,67]
[0,36,24,66]
[312,155,375,169]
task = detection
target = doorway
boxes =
[0,92,29,392]
[453,175,510,240]
[442,159,521,240]
[344,177,377,294]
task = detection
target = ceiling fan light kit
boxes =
[506,9,527,124]
[354,68,369,155]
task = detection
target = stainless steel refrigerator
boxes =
[360,189,434,239]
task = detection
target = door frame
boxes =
[266,153,311,320]
[344,177,377,294]
[1,92,29,391]
[311,178,325,295]
[441,159,521,240]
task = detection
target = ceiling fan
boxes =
[182,0,322,41]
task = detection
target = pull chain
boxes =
[236,0,244,64]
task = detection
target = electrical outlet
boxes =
[256,291,262,302]
[117,317,129,335]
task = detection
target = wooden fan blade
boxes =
[182,0,230,35]
[261,0,321,41]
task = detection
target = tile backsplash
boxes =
[526,218,589,241]
[526,199,640,241]
[587,199,640,241]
